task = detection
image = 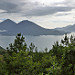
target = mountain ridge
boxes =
[0,19,65,36]
[55,24,75,32]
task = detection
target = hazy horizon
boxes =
[0,0,75,29]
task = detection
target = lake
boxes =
[0,32,75,51]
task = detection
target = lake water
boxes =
[0,32,75,51]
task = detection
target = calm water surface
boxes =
[0,32,75,51]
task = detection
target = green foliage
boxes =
[0,46,6,55]
[0,33,75,75]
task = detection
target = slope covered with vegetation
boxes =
[0,33,75,75]
[0,46,6,55]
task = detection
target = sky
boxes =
[0,0,75,29]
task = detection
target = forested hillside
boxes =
[0,46,6,55]
[0,33,75,75]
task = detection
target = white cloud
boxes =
[0,9,6,13]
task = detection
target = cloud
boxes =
[0,0,33,13]
[0,0,75,16]
[0,0,20,13]
[55,13,71,16]
[53,0,75,7]
[24,6,73,16]
[0,9,6,13]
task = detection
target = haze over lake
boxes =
[0,32,75,51]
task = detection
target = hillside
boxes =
[55,24,75,32]
[0,46,6,55]
[0,19,65,35]
[0,33,74,75]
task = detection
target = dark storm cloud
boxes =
[0,0,75,16]
[0,0,20,13]
[25,6,73,16]
[0,0,29,13]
